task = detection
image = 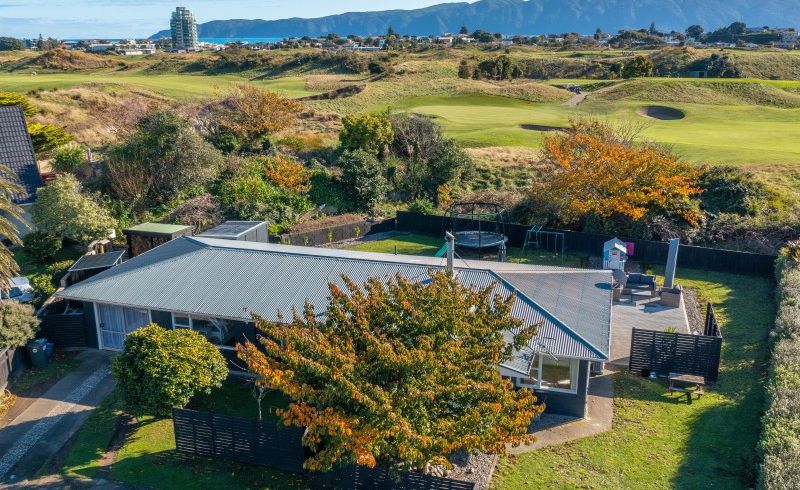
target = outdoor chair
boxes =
[522,225,543,254]
[623,273,658,298]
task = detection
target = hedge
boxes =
[759,249,800,489]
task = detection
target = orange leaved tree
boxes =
[237,271,541,472]
[539,119,701,225]
[263,155,311,194]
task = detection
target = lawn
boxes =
[0,72,318,101]
[493,268,773,489]
[347,234,774,488]
[390,93,800,167]
[61,379,301,489]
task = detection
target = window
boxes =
[172,314,191,329]
[170,313,251,350]
[516,356,579,394]
[540,356,577,393]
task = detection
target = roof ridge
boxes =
[491,271,609,360]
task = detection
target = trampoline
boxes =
[447,202,508,251]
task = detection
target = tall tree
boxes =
[0,165,24,291]
[537,119,701,225]
[238,271,541,472]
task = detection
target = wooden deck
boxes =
[609,294,690,366]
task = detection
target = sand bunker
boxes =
[636,105,685,121]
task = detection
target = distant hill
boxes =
[151,0,800,39]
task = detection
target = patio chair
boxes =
[522,225,543,254]
[623,273,658,298]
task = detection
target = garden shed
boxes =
[123,223,193,257]
[199,221,268,243]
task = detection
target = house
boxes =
[56,236,612,418]
[0,105,44,231]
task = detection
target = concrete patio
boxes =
[609,294,690,367]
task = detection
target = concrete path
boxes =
[564,93,587,106]
[509,371,614,454]
[0,350,115,484]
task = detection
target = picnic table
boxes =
[668,373,705,399]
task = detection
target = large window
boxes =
[171,313,252,350]
[513,355,579,394]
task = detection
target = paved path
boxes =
[564,93,587,106]
[509,371,614,454]
[0,350,115,484]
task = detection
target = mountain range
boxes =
[152,0,800,39]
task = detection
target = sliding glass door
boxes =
[96,303,149,350]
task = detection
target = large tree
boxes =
[32,174,116,245]
[238,271,541,472]
[339,112,394,158]
[105,110,223,211]
[202,84,302,153]
[537,119,700,225]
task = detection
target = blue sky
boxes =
[0,1,467,39]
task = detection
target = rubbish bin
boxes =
[27,338,49,369]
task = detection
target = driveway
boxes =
[0,350,115,484]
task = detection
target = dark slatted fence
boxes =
[395,211,777,277]
[704,303,722,338]
[0,347,27,391]
[173,408,476,489]
[172,408,306,474]
[37,299,87,348]
[319,465,475,490]
[272,218,395,247]
[629,328,722,383]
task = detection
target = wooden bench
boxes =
[668,373,706,399]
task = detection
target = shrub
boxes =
[339,150,388,213]
[0,37,26,52]
[0,301,40,348]
[22,231,62,262]
[339,112,394,157]
[30,274,56,308]
[112,324,227,417]
[27,123,73,154]
[52,144,86,173]
[758,249,800,488]
[0,92,37,117]
[408,196,435,215]
[698,166,767,216]
[622,55,654,78]
[32,174,117,245]
[163,194,223,234]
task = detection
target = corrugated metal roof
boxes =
[68,250,126,272]
[123,223,192,235]
[200,221,266,239]
[0,105,43,205]
[58,237,611,363]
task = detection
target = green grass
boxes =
[390,93,800,168]
[0,72,317,101]
[346,234,773,488]
[346,233,444,256]
[494,268,774,489]
[61,381,300,489]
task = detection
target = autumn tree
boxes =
[263,155,311,194]
[203,84,302,153]
[237,271,541,472]
[538,119,700,225]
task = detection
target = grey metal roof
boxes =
[68,250,126,272]
[0,105,43,205]
[58,237,612,364]
[200,221,266,239]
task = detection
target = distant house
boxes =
[56,236,613,418]
[0,105,44,231]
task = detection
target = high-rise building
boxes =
[170,7,198,51]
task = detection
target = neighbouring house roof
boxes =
[123,223,193,236]
[200,221,266,239]
[58,237,612,367]
[68,250,126,272]
[0,105,43,205]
